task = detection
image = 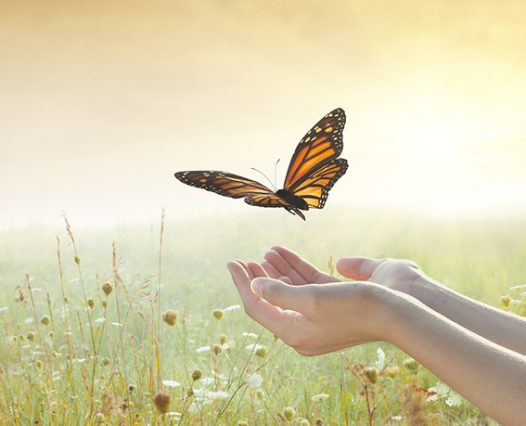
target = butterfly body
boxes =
[174,108,348,220]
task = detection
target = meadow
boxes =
[0,208,525,425]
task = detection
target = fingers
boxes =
[336,257,380,280]
[227,261,302,334]
[251,277,315,313]
[271,246,322,282]
[263,249,307,284]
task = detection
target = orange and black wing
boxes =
[290,158,348,208]
[174,170,274,199]
[283,108,346,190]
[245,194,306,220]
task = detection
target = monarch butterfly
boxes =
[174,108,348,220]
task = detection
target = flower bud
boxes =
[283,406,295,421]
[153,390,171,413]
[191,369,202,381]
[102,282,113,296]
[213,309,223,320]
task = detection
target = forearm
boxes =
[411,276,526,355]
[383,292,526,426]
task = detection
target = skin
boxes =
[227,246,526,426]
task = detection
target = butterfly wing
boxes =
[174,171,274,198]
[290,158,348,208]
[284,108,346,190]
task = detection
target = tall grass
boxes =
[0,207,524,424]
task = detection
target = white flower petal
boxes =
[196,345,211,353]
[375,347,385,370]
[311,393,330,402]
[223,304,241,312]
[247,373,263,389]
[162,379,181,388]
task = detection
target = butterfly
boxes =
[174,108,348,220]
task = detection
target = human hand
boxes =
[227,260,394,355]
[261,246,427,297]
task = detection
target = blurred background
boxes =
[1,0,526,228]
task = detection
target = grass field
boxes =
[0,208,525,425]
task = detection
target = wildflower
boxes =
[63,296,69,304]
[34,359,43,369]
[128,385,135,392]
[153,390,171,414]
[500,295,511,308]
[246,343,265,351]
[205,390,229,400]
[24,317,34,324]
[166,412,182,419]
[283,406,295,422]
[26,331,35,341]
[218,334,227,345]
[111,322,122,327]
[403,358,419,372]
[162,380,181,388]
[74,255,80,265]
[445,392,463,407]
[162,309,177,326]
[101,357,111,366]
[101,300,108,309]
[241,332,258,338]
[48,331,55,339]
[255,389,264,400]
[95,413,105,423]
[364,367,378,385]
[375,347,385,370]
[87,299,95,309]
[186,387,194,397]
[40,315,50,326]
[192,369,202,381]
[298,420,310,426]
[195,345,211,353]
[102,282,113,296]
[223,304,241,312]
[94,317,105,325]
[247,372,263,389]
[213,309,223,320]
[311,393,330,403]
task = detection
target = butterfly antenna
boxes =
[274,158,281,189]
[250,167,276,191]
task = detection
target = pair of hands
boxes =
[227,246,424,355]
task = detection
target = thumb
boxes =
[336,257,380,280]
[251,277,310,312]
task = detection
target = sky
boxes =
[1,0,526,228]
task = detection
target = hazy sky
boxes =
[1,0,526,227]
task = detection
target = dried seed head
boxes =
[191,369,202,381]
[213,309,223,320]
[299,419,310,426]
[40,315,50,326]
[237,421,248,426]
[255,346,268,358]
[386,366,400,378]
[128,385,135,392]
[102,357,111,367]
[63,296,69,304]
[102,282,113,296]
[212,344,222,355]
[162,310,177,326]
[101,300,108,309]
[87,299,95,309]
[403,358,419,372]
[95,413,105,423]
[26,331,35,341]
[283,406,295,422]
[34,359,43,369]
[500,295,511,308]
[74,256,80,265]
[364,367,378,385]
[153,390,171,413]
[255,389,264,400]
[186,387,194,397]
[218,334,227,345]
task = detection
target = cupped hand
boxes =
[227,260,393,355]
[261,246,426,296]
